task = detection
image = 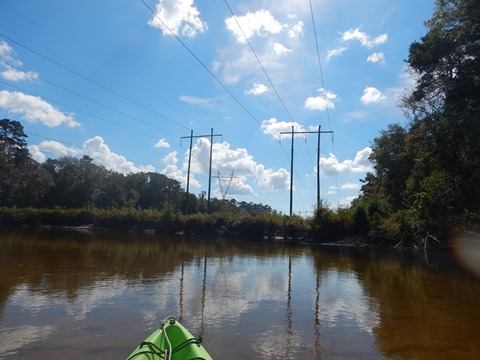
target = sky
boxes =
[0,0,435,215]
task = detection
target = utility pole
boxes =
[181,128,222,214]
[280,125,333,216]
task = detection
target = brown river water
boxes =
[1,228,479,359]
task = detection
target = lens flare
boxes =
[452,231,480,279]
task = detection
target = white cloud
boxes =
[154,138,170,148]
[1,67,38,81]
[260,118,305,141]
[325,47,347,61]
[0,41,39,82]
[341,28,388,48]
[245,82,268,96]
[179,95,213,107]
[255,165,289,190]
[339,196,358,207]
[186,138,289,192]
[82,136,155,173]
[360,87,386,105]
[273,42,291,55]
[31,137,155,174]
[28,145,46,163]
[304,88,337,111]
[160,150,201,188]
[367,52,385,64]
[0,90,79,127]
[33,140,79,158]
[148,0,207,38]
[343,110,367,122]
[320,147,372,176]
[225,10,282,43]
[341,183,360,190]
[287,20,304,38]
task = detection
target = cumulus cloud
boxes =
[160,150,201,188]
[0,41,39,82]
[0,90,79,127]
[367,52,385,64]
[148,0,207,38]
[225,9,282,43]
[360,87,386,105]
[82,137,155,173]
[287,20,304,38]
[245,82,268,96]
[154,138,170,148]
[304,88,337,111]
[187,138,289,192]
[320,147,372,176]
[341,28,387,48]
[30,136,155,174]
[260,118,306,141]
[341,182,360,190]
[273,42,291,55]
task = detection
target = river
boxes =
[1,228,479,359]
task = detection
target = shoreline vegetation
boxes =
[1,1,479,249]
[0,206,467,249]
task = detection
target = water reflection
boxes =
[1,229,480,359]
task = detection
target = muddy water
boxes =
[1,229,479,359]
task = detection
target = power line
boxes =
[223,0,296,124]
[309,0,333,132]
[139,0,262,126]
[0,32,190,131]
[0,78,171,141]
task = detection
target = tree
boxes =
[402,0,480,226]
[0,119,53,207]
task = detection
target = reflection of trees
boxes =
[362,252,480,359]
[0,229,304,319]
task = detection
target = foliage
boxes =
[355,0,480,245]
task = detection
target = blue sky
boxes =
[0,0,434,215]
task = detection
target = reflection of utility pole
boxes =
[181,129,222,214]
[200,256,207,338]
[285,253,293,359]
[314,270,321,359]
[179,261,184,322]
[280,125,333,216]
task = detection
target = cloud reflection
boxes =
[0,325,55,357]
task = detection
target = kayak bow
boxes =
[126,317,213,360]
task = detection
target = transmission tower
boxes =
[216,170,237,200]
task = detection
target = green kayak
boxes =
[126,317,213,360]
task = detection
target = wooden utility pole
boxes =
[181,128,222,214]
[280,125,333,216]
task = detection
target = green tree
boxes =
[0,119,53,207]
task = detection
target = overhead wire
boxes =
[309,0,340,206]
[139,0,262,127]
[0,78,168,141]
[0,32,190,132]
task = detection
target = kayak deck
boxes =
[126,317,213,360]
